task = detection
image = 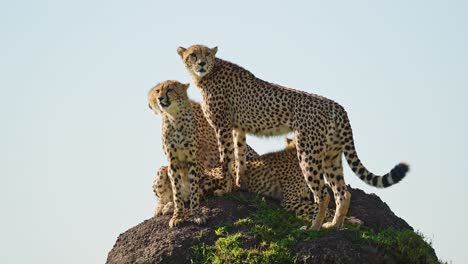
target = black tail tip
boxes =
[391,162,410,183]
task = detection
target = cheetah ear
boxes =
[211,46,218,55]
[177,47,187,57]
[183,83,190,90]
[285,138,293,145]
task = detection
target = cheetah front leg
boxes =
[295,134,330,230]
[187,161,206,225]
[167,163,185,228]
[216,127,237,189]
[233,129,247,190]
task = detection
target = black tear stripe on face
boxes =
[165,89,170,100]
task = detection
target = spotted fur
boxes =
[148,80,258,226]
[177,45,409,230]
[249,138,363,225]
[153,165,238,216]
[154,138,363,226]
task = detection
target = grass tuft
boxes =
[191,193,441,263]
[348,225,442,264]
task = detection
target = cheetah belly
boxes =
[246,163,283,200]
[248,125,292,137]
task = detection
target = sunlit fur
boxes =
[149,80,205,228]
[148,80,260,226]
[178,44,409,230]
[155,138,363,226]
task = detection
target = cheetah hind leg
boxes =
[322,190,351,229]
[214,172,233,197]
[322,153,351,229]
[154,203,164,217]
[154,202,174,217]
[280,190,321,227]
[213,183,231,197]
[203,168,232,197]
[295,135,330,230]
[161,202,174,215]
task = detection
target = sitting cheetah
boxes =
[148,80,206,227]
[153,166,174,216]
[153,165,233,217]
[148,80,258,227]
[177,45,409,230]
[154,138,363,226]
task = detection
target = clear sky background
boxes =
[1,0,467,263]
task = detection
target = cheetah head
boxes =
[177,45,218,79]
[148,80,190,116]
[285,137,297,149]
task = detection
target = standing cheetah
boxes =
[148,80,258,227]
[177,45,409,230]
[155,138,364,226]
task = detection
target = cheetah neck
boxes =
[161,103,192,122]
[192,58,228,87]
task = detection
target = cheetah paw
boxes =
[213,190,226,197]
[322,221,341,230]
[344,216,364,226]
[308,219,323,231]
[154,206,163,217]
[169,216,183,228]
[193,215,206,225]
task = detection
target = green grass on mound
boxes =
[191,193,440,264]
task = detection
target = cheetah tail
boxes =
[343,137,409,188]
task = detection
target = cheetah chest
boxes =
[166,128,196,162]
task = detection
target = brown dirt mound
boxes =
[106,187,420,264]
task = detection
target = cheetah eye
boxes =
[206,52,210,56]
[190,53,197,60]
[155,89,160,93]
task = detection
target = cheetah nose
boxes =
[158,96,164,102]
[198,61,206,66]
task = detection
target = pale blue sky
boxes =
[1,0,467,263]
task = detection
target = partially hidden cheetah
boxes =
[148,80,258,227]
[177,45,409,230]
[154,138,363,226]
[152,165,229,217]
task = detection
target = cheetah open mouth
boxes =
[198,68,206,73]
[159,101,170,108]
